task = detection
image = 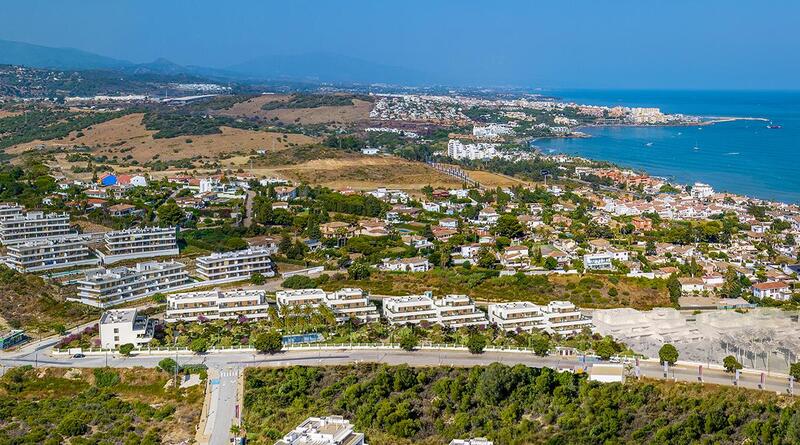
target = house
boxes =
[361,147,380,155]
[678,277,706,294]
[402,234,434,250]
[107,204,138,217]
[116,174,148,188]
[477,207,499,225]
[583,253,613,271]
[86,198,108,209]
[99,173,117,187]
[381,256,431,272]
[274,186,298,201]
[99,309,155,349]
[500,245,529,269]
[752,281,792,301]
[439,218,458,229]
[432,226,458,242]
[276,416,366,445]
[321,221,355,239]
[357,220,389,237]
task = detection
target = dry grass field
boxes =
[215,94,373,124]
[6,112,318,163]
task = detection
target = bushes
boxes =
[281,275,318,289]
[118,343,135,355]
[93,368,120,387]
[253,331,283,354]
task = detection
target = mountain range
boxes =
[0,38,430,85]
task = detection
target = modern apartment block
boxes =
[73,260,190,308]
[0,204,24,221]
[195,248,275,281]
[165,289,271,322]
[383,295,439,325]
[276,288,327,311]
[101,226,178,264]
[324,288,380,323]
[488,300,592,335]
[0,211,74,245]
[99,308,155,349]
[433,294,489,328]
[275,416,367,445]
[4,235,99,273]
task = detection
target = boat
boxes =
[645,142,653,147]
[693,140,700,150]
[767,121,782,129]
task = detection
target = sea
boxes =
[533,90,800,204]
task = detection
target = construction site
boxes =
[592,307,800,373]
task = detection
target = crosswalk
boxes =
[220,369,239,378]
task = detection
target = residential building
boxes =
[488,301,592,335]
[4,235,99,273]
[678,277,706,294]
[583,253,613,270]
[0,204,24,221]
[691,182,714,199]
[324,288,380,323]
[752,281,792,301]
[73,260,190,308]
[447,139,500,160]
[383,295,439,325]
[434,295,488,328]
[196,248,275,281]
[381,256,430,272]
[276,288,327,310]
[99,309,155,349]
[101,226,178,264]
[451,439,494,445]
[165,289,271,322]
[0,211,74,245]
[275,416,367,445]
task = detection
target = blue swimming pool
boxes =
[282,333,324,344]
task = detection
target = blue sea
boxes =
[533,90,800,203]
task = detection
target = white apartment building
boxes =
[196,248,275,281]
[489,301,592,335]
[383,294,488,327]
[101,226,179,264]
[73,260,190,308]
[583,253,614,270]
[434,294,489,328]
[691,182,714,199]
[447,139,500,161]
[383,295,439,325]
[165,289,271,322]
[324,288,380,323]
[473,123,513,139]
[276,416,367,445]
[99,308,155,349]
[0,211,74,245]
[4,235,99,273]
[276,288,327,311]
[0,204,24,221]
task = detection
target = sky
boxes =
[2,0,798,89]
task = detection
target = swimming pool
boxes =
[282,333,325,344]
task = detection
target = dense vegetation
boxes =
[260,93,362,110]
[0,366,203,445]
[244,364,800,444]
[0,108,128,149]
[141,111,259,138]
[0,265,98,334]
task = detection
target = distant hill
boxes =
[227,51,431,85]
[0,38,131,70]
[0,38,433,85]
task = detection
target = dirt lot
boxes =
[6,113,318,164]
[216,94,373,125]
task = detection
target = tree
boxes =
[118,343,134,356]
[54,324,67,335]
[400,332,418,351]
[158,358,179,374]
[157,199,184,226]
[348,262,372,280]
[494,214,524,239]
[667,274,681,306]
[659,343,679,365]
[250,272,266,285]
[466,332,486,354]
[723,355,743,373]
[530,334,550,356]
[790,362,800,381]
[543,257,558,270]
[595,339,616,361]
[253,331,283,354]
[151,292,167,304]
[190,338,208,354]
[477,247,497,269]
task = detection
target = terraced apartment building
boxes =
[72,260,190,308]
[488,300,592,335]
[195,247,275,281]
[0,211,75,245]
[100,226,178,264]
[4,235,99,273]
[383,294,488,328]
[165,289,271,322]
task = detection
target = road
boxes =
[206,367,240,445]
[243,190,256,227]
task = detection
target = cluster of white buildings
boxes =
[166,289,272,322]
[447,139,500,161]
[488,301,592,336]
[472,123,513,140]
[72,260,190,308]
[99,226,178,264]
[276,288,381,323]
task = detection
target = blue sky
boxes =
[2,0,798,89]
